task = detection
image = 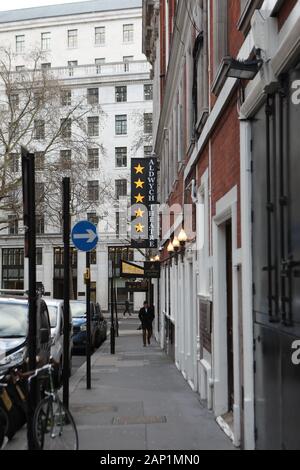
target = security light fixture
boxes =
[224,56,263,80]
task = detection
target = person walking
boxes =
[123,300,131,317]
[139,301,154,347]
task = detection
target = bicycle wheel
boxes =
[0,408,8,449]
[33,397,78,450]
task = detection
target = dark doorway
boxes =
[226,221,234,412]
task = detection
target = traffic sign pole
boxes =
[72,221,98,390]
[86,252,92,390]
[63,178,71,409]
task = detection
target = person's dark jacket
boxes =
[139,306,154,329]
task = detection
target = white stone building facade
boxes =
[0,0,152,311]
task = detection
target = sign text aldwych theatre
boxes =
[131,157,158,249]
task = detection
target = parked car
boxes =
[70,300,107,353]
[44,299,73,384]
[0,295,51,375]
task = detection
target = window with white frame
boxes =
[88,117,99,137]
[68,29,78,49]
[60,150,72,170]
[95,26,105,45]
[41,32,51,51]
[68,60,78,77]
[34,120,45,140]
[87,88,99,105]
[115,86,127,103]
[144,84,153,101]
[8,215,18,235]
[16,35,25,53]
[144,146,152,158]
[88,180,99,202]
[115,147,127,168]
[144,113,153,134]
[123,56,133,72]
[115,115,127,135]
[61,118,71,139]
[123,24,134,43]
[61,90,71,106]
[88,148,99,169]
[95,58,105,74]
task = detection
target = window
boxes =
[35,152,45,172]
[144,84,153,101]
[9,153,19,173]
[144,146,152,158]
[68,60,78,77]
[123,56,133,72]
[68,29,78,49]
[2,248,24,290]
[34,120,45,140]
[144,113,153,134]
[10,94,19,109]
[95,27,105,45]
[60,150,72,170]
[116,86,127,103]
[36,248,43,265]
[61,90,71,106]
[88,181,99,202]
[16,35,25,53]
[88,148,99,169]
[87,88,99,105]
[123,24,134,43]
[116,212,120,236]
[115,147,127,168]
[90,249,97,265]
[115,179,127,199]
[41,32,51,51]
[36,216,45,235]
[41,63,51,70]
[8,215,18,235]
[88,117,99,137]
[87,212,99,226]
[16,66,25,72]
[115,115,127,135]
[36,183,45,205]
[34,91,44,106]
[95,58,105,74]
[61,118,71,139]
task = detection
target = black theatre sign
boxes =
[131,157,158,249]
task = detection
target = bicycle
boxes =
[28,364,78,450]
[0,381,9,450]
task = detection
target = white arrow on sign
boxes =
[73,229,97,244]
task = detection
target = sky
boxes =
[0,0,86,12]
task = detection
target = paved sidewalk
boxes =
[5,318,234,451]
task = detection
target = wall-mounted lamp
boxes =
[224,56,263,81]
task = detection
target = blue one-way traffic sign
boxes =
[72,221,99,252]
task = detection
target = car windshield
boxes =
[70,302,86,318]
[0,302,28,338]
[47,306,58,328]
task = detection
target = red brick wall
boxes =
[211,94,241,248]
[228,0,244,57]
[277,0,297,30]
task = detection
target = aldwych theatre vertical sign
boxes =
[131,158,158,249]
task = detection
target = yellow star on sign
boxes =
[135,223,144,233]
[134,179,145,189]
[135,208,145,218]
[134,164,145,175]
[135,193,145,203]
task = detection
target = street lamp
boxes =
[224,56,262,80]
[178,228,188,262]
